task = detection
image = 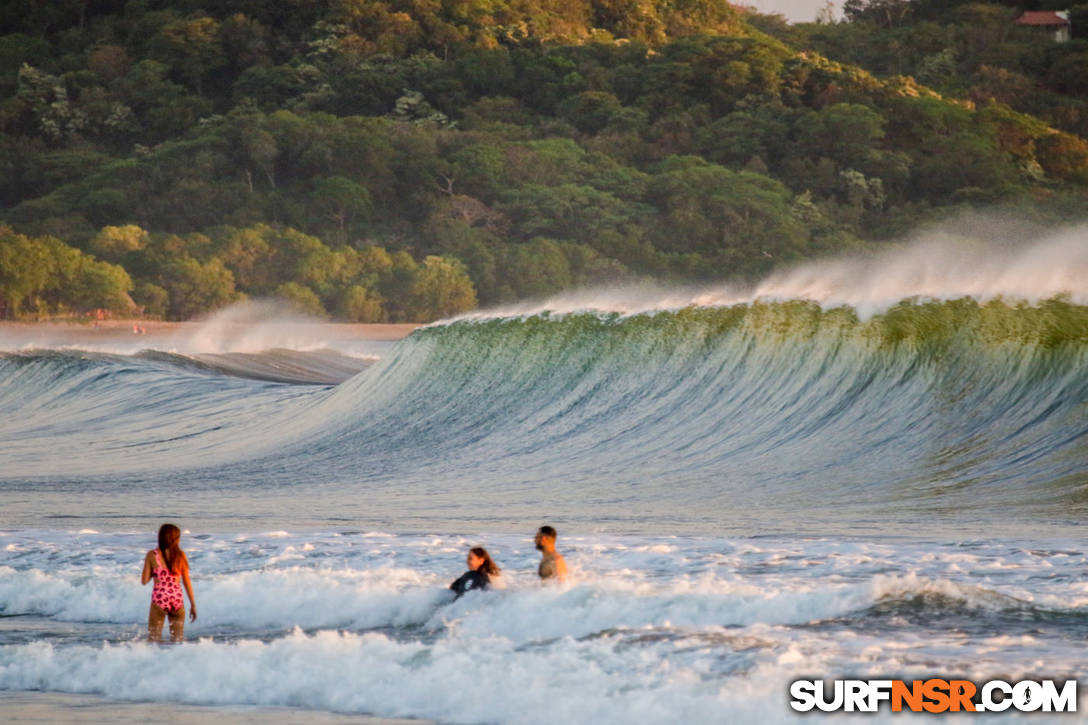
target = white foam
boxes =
[3,532,1086,722]
[0,563,1065,635]
[0,628,795,724]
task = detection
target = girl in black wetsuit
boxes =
[450,547,500,599]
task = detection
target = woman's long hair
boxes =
[157,523,182,574]
[470,546,500,577]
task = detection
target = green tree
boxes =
[0,227,50,317]
[311,176,372,240]
[377,251,420,321]
[793,103,887,169]
[843,0,912,28]
[159,256,238,320]
[89,224,149,262]
[404,255,477,321]
[62,256,134,313]
[1070,5,1088,40]
[559,91,623,134]
[447,143,508,201]
[337,284,385,322]
[0,227,133,317]
[500,238,574,299]
[1036,131,1088,180]
[498,183,641,247]
[697,107,790,168]
[151,16,225,95]
[648,157,810,274]
[275,281,327,317]
[133,281,168,318]
[16,64,86,144]
[216,225,276,293]
[219,13,269,74]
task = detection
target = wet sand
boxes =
[0,692,428,724]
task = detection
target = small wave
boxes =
[1,572,1082,723]
[139,349,374,385]
[3,529,1085,723]
[0,627,799,724]
[4,564,1082,636]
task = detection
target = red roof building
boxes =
[1015,11,1072,42]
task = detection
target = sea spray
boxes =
[455,223,1088,319]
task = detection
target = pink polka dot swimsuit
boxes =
[151,550,185,613]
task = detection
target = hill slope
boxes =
[0,0,1085,320]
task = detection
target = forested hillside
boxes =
[1,0,1086,321]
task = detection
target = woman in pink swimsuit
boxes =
[140,523,197,641]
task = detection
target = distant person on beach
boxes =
[535,525,568,581]
[449,546,500,599]
[141,523,197,642]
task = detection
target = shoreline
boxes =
[0,692,428,724]
[0,320,421,344]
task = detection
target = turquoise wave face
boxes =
[1,298,1086,534]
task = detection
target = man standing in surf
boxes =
[535,525,568,581]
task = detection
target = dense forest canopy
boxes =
[1,0,1086,321]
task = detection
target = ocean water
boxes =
[1,231,1087,722]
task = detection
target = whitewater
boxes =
[1,228,1086,723]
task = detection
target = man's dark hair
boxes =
[538,525,557,539]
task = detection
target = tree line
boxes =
[0,0,1085,320]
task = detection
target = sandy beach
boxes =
[0,319,420,344]
[0,692,427,725]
